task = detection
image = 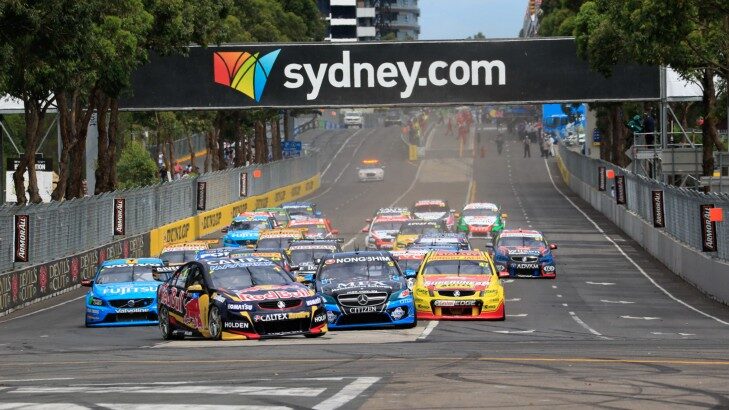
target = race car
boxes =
[456,202,507,238]
[393,220,447,250]
[255,228,306,250]
[374,207,411,218]
[228,249,298,279]
[363,215,410,250]
[357,159,384,182]
[282,201,322,221]
[408,233,471,251]
[159,241,213,266]
[221,214,277,247]
[195,247,241,260]
[157,257,327,340]
[315,251,416,329]
[390,250,428,289]
[412,199,456,230]
[255,207,292,228]
[289,218,339,239]
[286,239,343,286]
[413,250,505,320]
[83,258,165,327]
[492,229,557,278]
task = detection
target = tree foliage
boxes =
[117,139,160,189]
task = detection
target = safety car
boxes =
[456,202,507,238]
[83,258,166,327]
[394,220,447,250]
[412,199,456,230]
[282,201,322,221]
[492,229,557,278]
[363,215,410,250]
[413,250,505,320]
[315,251,416,329]
[221,214,277,247]
[157,257,326,340]
[289,218,339,239]
[357,159,384,182]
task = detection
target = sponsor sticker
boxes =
[434,300,477,307]
[515,263,539,269]
[224,321,250,329]
[347,306,378,314]
[306,297,322,306]
[228,303,254,311]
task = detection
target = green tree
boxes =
[117,139,159,189]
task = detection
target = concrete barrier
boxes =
[557,155,729,306]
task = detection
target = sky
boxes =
[419,0,528,40]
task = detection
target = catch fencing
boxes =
[0,153,319,273]
[560,146,729,261]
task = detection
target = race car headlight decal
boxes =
[90,296,104,306]
[416,288,428,295]
[495,264,506,272]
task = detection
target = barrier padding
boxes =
[150,174,320,255]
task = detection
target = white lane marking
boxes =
[601,300,635,304]
[562,303,569,307]
[493,329,535,334]
[342,235,359,250]
[621,316,660,320]
[313,377,380,410]
[0,295,85,325]
[506,298,521,302]
[586,281,615,286]
[545,158,729,326]
[0,405,89,410]
[101,406,289,410]
[501,279,515,284]
[568,311,610,340]
[0,377,75,383]
[417,321,439,340]
[10,386,324,396]
[556,294,563,298]
[651,332,696,337]
[506,314,528,317]
[332,164,350,185]
[320,129,361,178]
[551,285,557,289]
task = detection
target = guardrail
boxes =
[0,153,319,274]
[558,146,729,304]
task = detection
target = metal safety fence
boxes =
[0,153,319,273]
[560,146,729,261]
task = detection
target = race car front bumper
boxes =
[219,306,328,340]
[415,298,504,320]
[85,304,158,327]
[324,297,416,329]
[496,262,556,278]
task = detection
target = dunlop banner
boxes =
[0,233,150,315]
[150,217,197,256]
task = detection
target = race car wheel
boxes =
[159,307,182,340]
[208,306,223,340]
[304,332,326,338]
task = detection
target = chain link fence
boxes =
[560,146,729,261]
[0,153,319,273]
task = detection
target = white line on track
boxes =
[320,129,362,178]
[417,321,439,340]
[569,311,610,340]
[388,125,437,207]
[0,377,75,383]
[0,295,85,325]
[546,158,729,326]
[313,377,380,410]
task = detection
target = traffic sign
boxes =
[282,140,302,157]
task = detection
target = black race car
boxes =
[157,257,327,340]
[286,239,343,286]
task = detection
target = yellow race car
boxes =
[413,250,505,320]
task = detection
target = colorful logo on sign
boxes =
[213,50,281,102]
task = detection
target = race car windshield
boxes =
[498,237,545,248]
[159,250,198,264]
[395,259,422,271]
[231,220,269,231]
[256,237,290,249]
[414,204,447,213]
[372,221,405,231]
[400,224,440,235]
[318,261,399,282]
[96,265,158,284]
[423,260,491,275]
[210,266,292,289]
[463,209,498,217]
[289,249,333,266]
[287,207,313,217]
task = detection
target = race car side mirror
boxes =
[331,229,340,235]
[290,265,300,271]
[81,279,93,287]
[501,213,508,219]
[549,243,558,250]
[221,226,229,233]
[186,284,204,293]
[361,226,369,233]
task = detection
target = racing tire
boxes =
[159,307,183,340]
[304,332,326,338]
[208,306,223,340]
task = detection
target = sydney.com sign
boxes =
[123,38,660,110]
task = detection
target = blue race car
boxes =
[492,229,558,278]
[281,201,322,221]
[221,215,276,247]
[315,251,416,329]
[83,258,165,327]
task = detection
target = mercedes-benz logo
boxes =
[357,294,369,305]
[277,300,286,309]
[522,256,529,262]
[126,300,136,308]
[453,290,461,297]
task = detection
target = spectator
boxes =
[643,108,656,146]
[548,137,555,157]
[523,135,531,158]
[173,161,183,180]
[541,137,550,157]
[157,153,164,168]
[495,132,504,155]
[159,165,169,183]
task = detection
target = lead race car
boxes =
[315,251,416,329]
[157,257,326,340]
[83,258,165,327]
[492,229,557,278]
[413,250,505,320]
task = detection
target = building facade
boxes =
[317,0,419,42]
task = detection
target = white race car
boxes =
[357,159,384,182]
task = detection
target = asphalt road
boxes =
[1,122,729,408]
